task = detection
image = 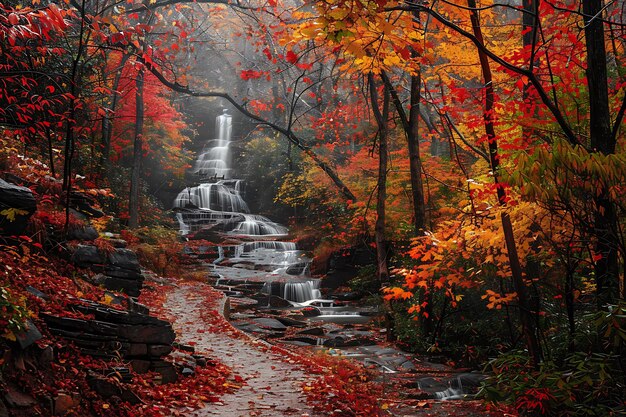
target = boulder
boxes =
[0,179,36,235]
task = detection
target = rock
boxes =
[71,245,144,296]
[107,366,133,382]
[130,360,151,374]
[148,344,173,357]
[192,354,207,367]
[107,238,128,248]
[100,277,141,297]
[276,316,307,327]
[182,367,194,377]
[103,291,126,306]
[0,178,37,235]
[87,374,141,404]
[0,399,8,417]
[15,319,42,349]
[71,245,106,267]
[150,360,178,384]
[118,324,175,345]
[283,336,319,345]
[172,342,195,353]
[297,327,325,336]
[323,337,346,348]
[54,392,80,414]
[25,286,49,300]
[67,224,99,241]
[127,344,148,357]
[108,249,140,271]
[169,351,196,368]
[252,318,287,331]
[38,345,54,366]
[128,298,149,315]
[256,295,292,308]
[69,191,105,218]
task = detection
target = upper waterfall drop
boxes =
[173,108,288,238]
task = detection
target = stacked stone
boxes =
[71,244,144,297]
[42,300,178,383]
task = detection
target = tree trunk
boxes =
[380,70,426,236]
[467,0,542,366]
[101,53,131,173]
[368,73,390,284]
[583,0,620,305]
[408,69,427,234]
[128,68,144,229]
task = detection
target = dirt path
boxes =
[163,282,315,417]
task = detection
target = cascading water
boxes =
[174,108,318,301]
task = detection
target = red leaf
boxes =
[286,50,298,64]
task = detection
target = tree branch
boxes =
[392,1,581,147]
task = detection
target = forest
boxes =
[0,0,624,416]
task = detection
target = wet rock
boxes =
[282,336,319,345]
[252,318,287,331]
[297,327,325,336]
[0,178,36,235]
[182,367,194,377]
[333,291,363,301]
[234,323,272,335]
[256,295,292,308]
[276,316,307,328]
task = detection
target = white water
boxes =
[283,281,322,303]
[175,109,318,302]
[174,110,289,238]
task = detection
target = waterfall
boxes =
[174,109,291,238]
[174,108,313,295]
[283,281,322,303]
